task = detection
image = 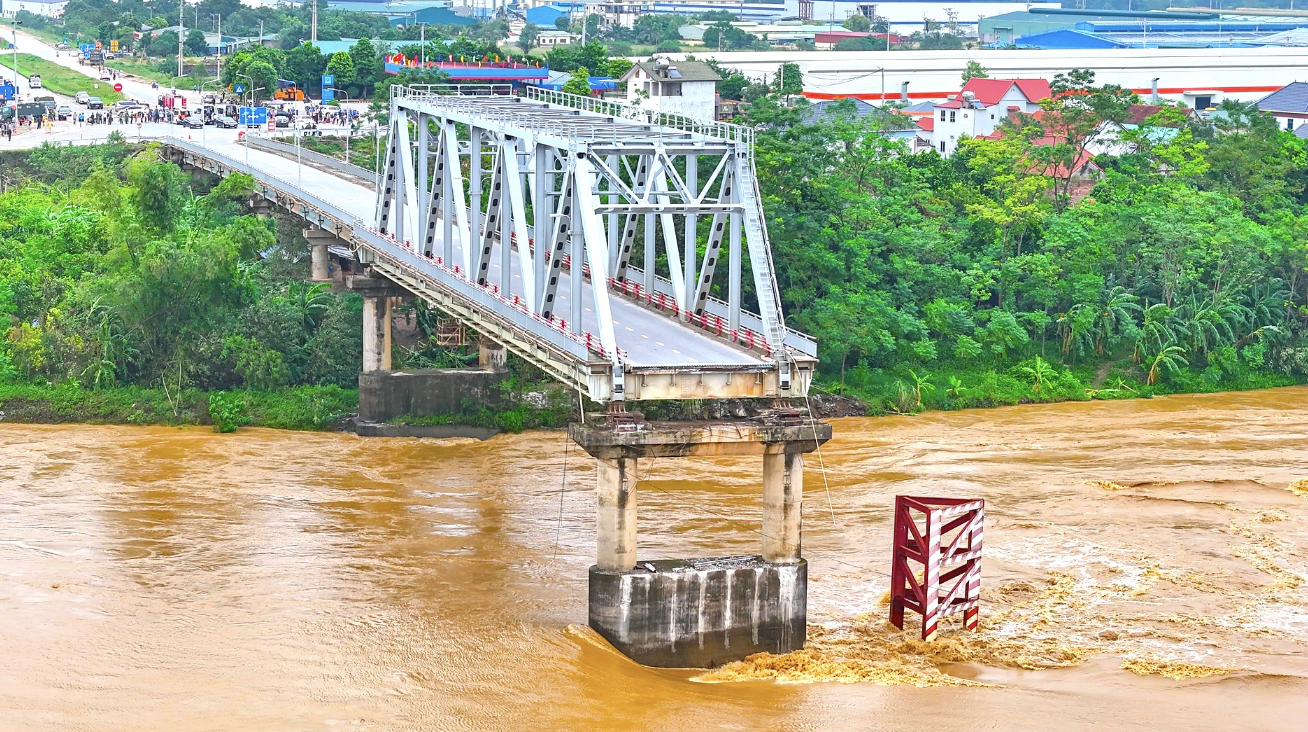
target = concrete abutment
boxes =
[571,415,831,668]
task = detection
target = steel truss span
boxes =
[165,85,815,403]
[372,86,815,403]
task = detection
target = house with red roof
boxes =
[930,77,1053,157]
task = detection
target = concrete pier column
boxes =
[310,243,330,282]
[478,338,507,372]
[596,457,638,571]
[762,448,803,564]
[362,295,389,373]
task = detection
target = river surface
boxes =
[3,389,1308,731]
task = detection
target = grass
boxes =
[105,57,204,89]
[0,383,358,431]
[0,53,126,104]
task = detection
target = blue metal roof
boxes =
[1014,29,1126,49]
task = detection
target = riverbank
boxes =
[0,384,356,431]
[0,365,1301,433]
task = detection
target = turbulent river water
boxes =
[3,388,1308,731]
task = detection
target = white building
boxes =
[599,1,784,29]
[621,59,720,122]
[1,0,69,18]
[784,0,1059,29]
[931,77,1050,156]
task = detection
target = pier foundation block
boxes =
[589,556,806,668]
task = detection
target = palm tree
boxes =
[1147,344,1189,386]
[1094,286,1141,355]
[946,375,966,398]
[1018,356,1056,394]
[1134,302,1175,364]
[906,369,935,409]
[283,281,333,332]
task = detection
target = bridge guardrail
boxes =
[245,135,376,183]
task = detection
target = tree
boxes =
[962,60,988,83]
[284,42,327,92]
[243,60,277,102]
[555,15,570,31]
[842,14,871,32]
[324,50,355,89]
[632,14,684,45]
[905,369,934,409]
[1018,356,1056,394]
[519,22,540,53]
[147,31,179,58]
[348,38,383,93]
[774,61,802,96]
[561,66,592,97]
[185,28,208,56]
[1147,344,1189,385]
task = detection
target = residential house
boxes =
[621,59,720,122]
[931,77,1052,157]
[1085,103,1194,156]
[1256,81,1308,132]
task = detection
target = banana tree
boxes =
[1147,343,1189,386]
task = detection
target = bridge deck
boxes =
[197,136,767,371]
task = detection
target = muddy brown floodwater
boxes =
[3,388,1308,731]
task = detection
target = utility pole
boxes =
[11,21,18,87]
[178,0,185,79]
[216,14,222,88]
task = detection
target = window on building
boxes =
[939,109,945,121]
[940,141,946,152]
[949,111,956,123]
[1288,118,1294,131]
[991,113,995,119]
[662,82,682,96]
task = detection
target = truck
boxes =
[88,51,103,65]
[29,74,42,89]
[274,79,304,101]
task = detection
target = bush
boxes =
[207,391,246,433]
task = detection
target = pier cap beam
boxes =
[569,412,832,460]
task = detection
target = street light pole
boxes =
[178,0,185,78]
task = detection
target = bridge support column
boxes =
[595,457,638,571]
[571,413,831,668]
[348,275,404,374]
[362,295,390,372]
[477,338,507,372]
[762,449,803,564]
[304,227,342,283]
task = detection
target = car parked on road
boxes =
[99,72,111,81]
[214,115,238,129]
[183,116,205,129]
[29,75,41,89]
[76,91,90,104]
[87,97,104,109]
[274,114,290,128]
[56,105,73,120]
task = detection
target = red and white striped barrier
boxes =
[889,495,984,641]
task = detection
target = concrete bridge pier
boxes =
[303,227,344,283]
[349,275,402,373]
[478,337,508,372]
[570,414,832,668]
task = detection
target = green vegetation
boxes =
[0,53,126,104]
[740,69,1308,413]
[0,140,366,431]
[0,383,356,430]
